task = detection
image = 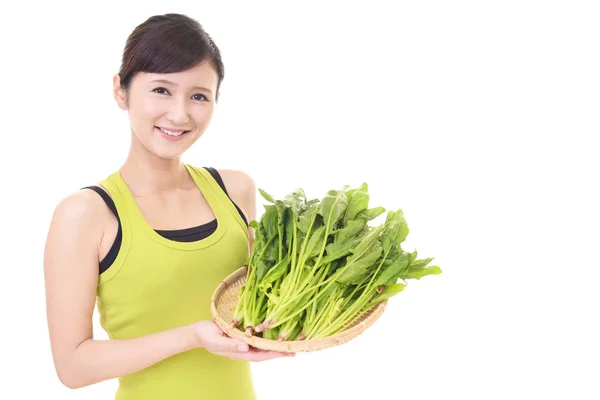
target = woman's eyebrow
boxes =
[150,79,213,93]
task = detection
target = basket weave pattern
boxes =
[211,267,387,352]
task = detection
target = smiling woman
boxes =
[43,13,292,400]
[115,60,218,158]
[114,35,219,158]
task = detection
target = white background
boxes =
[1,1,599,399]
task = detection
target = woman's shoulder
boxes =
[49,188,114,238]
[214,168,256,195]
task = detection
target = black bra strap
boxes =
[81,186,119,219]
[204,167,229,195]
[81,185,122,274]
[204,167,248,226]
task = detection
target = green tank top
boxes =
[95,164,256,400]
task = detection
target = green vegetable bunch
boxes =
[232,183,441,341]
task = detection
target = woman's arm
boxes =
[44,190,288,390]
[44,191,197,388]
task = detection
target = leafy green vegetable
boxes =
[231,183,441,340]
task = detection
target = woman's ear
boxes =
[113,73,128,110]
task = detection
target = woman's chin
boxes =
[153,148,186,160]
[142,142,187,160]
[133,133,195,160]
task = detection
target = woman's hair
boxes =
[118,13,224,102]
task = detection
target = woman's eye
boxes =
[153,87,169,95]
[152,88,207,101]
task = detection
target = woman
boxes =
[43,13,293,400]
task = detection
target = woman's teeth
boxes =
[157,127,186,136]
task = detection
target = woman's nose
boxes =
[167,100,190,125]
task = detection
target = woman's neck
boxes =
[119,140,192,195]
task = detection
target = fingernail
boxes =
[238,344,248,352]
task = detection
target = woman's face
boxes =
[113,61,218,160]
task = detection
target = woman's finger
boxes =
[204,333,249,353]
[212,348,295,362]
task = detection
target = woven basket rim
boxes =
[211,266,387,352]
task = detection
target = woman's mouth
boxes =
[155,126,190,141]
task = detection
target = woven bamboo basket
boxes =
[210,266,388,353]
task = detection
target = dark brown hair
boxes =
[118,13,224,102]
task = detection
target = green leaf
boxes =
[256,259,270,282]
[345,187,357,205]
[335,219,366,244]
[409,257,434,269]
[263,240,279,267]
[408,250,418,265]
[393,209,409,244]
[371,283,406,305]
[336,240,383,284]
[357,206,386,221]
[283,189,305,214]
[380,209,409,250]
[328,258,346,274]
[374,251,410,287]
[284,208,295,251]
[401,265,442,280]
[322,237,362,264]
[262,205,279,240]
[319,189,349,230]
[349,225,384,259]
[275,201,287,230]
[258,188,276,203]
[297,202,319,234]
[305,225,327,259]
[344,183,369,222]
[257,221,269,244]
[259,254,290,290]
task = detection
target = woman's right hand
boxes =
[192,320,295,362]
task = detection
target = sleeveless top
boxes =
[94,164,256,400]
[83,167,249,275]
